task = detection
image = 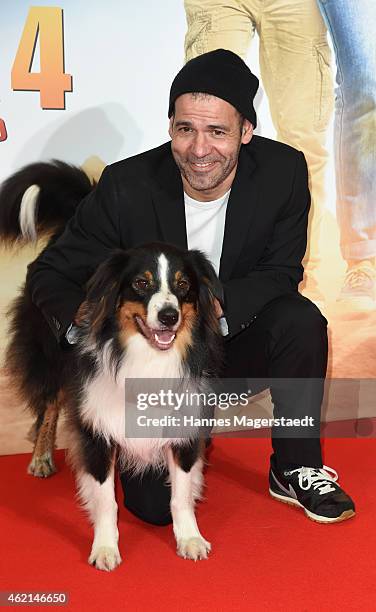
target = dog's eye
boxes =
[177,279,190,292]
[133,278,149,291]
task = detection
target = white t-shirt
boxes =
[184,189,231,275]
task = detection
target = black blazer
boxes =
[27,135,310,341]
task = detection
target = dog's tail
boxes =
[0,160,93,246]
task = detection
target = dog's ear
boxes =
[83,250,130,333]
[187,249,224,306]
[187,250,224,335]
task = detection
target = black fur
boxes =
[0,160,92,246]
[0,161,224,481]
[78,424,114,484]
[172,439,201,473]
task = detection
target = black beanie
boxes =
[168,49,259,128]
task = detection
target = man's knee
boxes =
[263,293,328,340]
[124,498,172,527]
[120,468,172,527]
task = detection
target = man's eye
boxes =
[213,130,225,137]
[133,278,149,291]
[178,126,192,133]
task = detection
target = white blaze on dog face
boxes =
[147,253,180,330]
[125,246,203,352]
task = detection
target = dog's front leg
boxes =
[76,450,122,571]
[167,442,211,561]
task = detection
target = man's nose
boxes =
[190,132,211,158]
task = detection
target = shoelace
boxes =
[286,465,339,496]
[344,264,376,289]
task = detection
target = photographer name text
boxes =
[136,415,315,429]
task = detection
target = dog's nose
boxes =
[158,307,179,327]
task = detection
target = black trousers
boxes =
[120,293,328,525]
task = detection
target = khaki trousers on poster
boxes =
[184,0,334,291]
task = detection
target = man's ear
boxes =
[168,116,174,139]
[241,119,253,144]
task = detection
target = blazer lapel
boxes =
[152,146,188,250]
[151,142,259,278]
[219,145,259,282]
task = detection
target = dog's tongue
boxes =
[153,330,176,348]
[135,316,176,350]
[154,330,175,342]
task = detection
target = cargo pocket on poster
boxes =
[184,9,212,59]
[313,40,334,131]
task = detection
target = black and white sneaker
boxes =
[269,457,355,523]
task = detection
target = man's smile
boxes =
[189,160,217,172]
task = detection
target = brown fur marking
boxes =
[117,301,147,347]
[175,302,196,359]
[27,392,65,477]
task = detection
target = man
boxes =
[316,0,376,310]
[27,50,355,525]
[184,0,333,306]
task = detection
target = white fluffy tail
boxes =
[19,184,40,242]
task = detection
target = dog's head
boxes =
[80,243,224,357]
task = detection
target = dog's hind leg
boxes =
[167,440,211,561]
[27,397,61,478]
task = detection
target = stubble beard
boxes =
[174,147,241,194]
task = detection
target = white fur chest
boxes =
[80,336,186,468]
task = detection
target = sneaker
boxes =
[269,458,355,523]
[337,261,376,311]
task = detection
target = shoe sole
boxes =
[269,488,355,524]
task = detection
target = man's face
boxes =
[169,93,253,201]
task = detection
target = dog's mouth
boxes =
[134,315,177,351]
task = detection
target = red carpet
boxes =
[1,438,375,611]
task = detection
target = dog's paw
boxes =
[27,452,57,478]
[89,546,122,572]
[177,537,211,561]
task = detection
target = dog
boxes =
[0,161,224,570]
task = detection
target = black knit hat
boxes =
[168,49,259,128]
